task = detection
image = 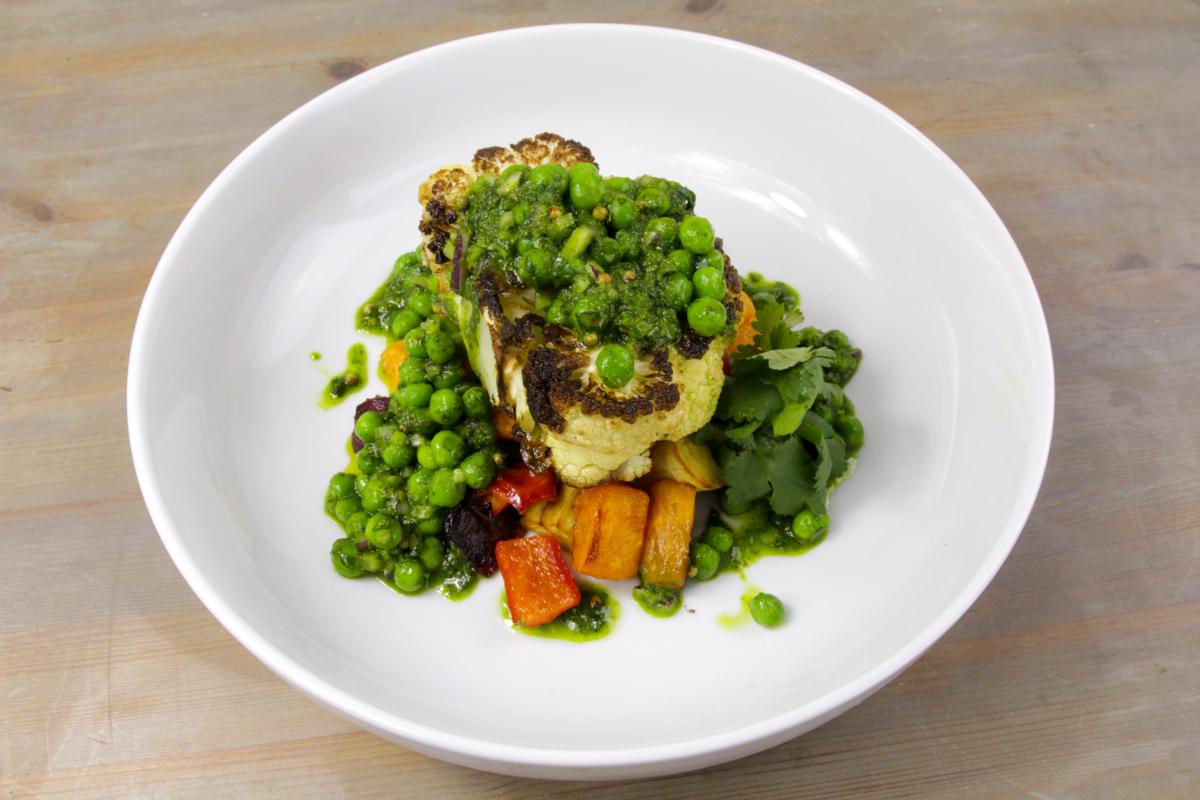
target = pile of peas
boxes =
[458,163,733,388]
[686,495,831,586]
[328,260,503,593]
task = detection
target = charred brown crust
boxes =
[473,132,597,175]
[524,348,587,432]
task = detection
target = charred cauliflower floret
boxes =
[417,133,744,487]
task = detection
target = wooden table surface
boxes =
[3,1,1198,797]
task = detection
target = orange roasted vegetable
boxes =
[492,408,520,441]
[723,291,757,365]
[522,485,579,550]
[571,483,649,580]
[640,479,697,590]
[496,535,581,627]
[379,340,409,393]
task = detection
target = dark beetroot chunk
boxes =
[444,499,521,576]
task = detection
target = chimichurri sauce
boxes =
[318,343,367,408]
[501,582,618,642]
[632,583,683,618]
[458,166,734,354]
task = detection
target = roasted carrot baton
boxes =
[496,535,581,627]
[640,479,697,590]
[571,483,650,580]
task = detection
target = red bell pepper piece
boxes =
[477,466,557,515]
[496,535,581,627]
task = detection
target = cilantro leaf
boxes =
[754,347,815,370]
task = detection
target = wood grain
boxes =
[2,1,1198,797]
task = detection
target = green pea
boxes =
[500,163,530,181]
[327,472,356,500]
[333,496,362,525]
[690,542,720,580]
[687,297,727,337]
[460,450,497,489]
[330,538,364,578]
[403,328,428,360]
[641,217,678,251]
[615,229,641,260]
[355,446,381,475]
[663,272,694,309]
[560,226,596,262]
[590,236,621,267]
[749,592,785,628]
[667,249,693,272]
[519,249,553,287]
[365,513,402,549]
[408,291,434,318]
[700,250,725,271]
[596,344,635,388]
[429,468,466,508]
[429,389,464,426]
[397,249,421,267]
[637,186,672,215]
[791,509,830,541]
[398,359,426,387]
[703,526,734,554]
[573,294,610,332]
[419,536,444,571]
[835,415,865,450]
[354,411,383,443]
[433,363,466,390]
[608,195,637,230]
[345,511,370,538]
[568,163,603,211]
[692,266,726,300]
[527,162,568,194]
[406,469,434,503]
[381,441,414,468]
[360,478,390,512]
[604,176,636,195]
[392,557,427,593]
[547,299,569,326]
[425,330,456,365]
[355,473,370,496]
[415,512,444,535]
[358,549,387,574]
[389,309,422,339]
[679,215,715,254]
[462,386,489,420]
[430,430,466,468]
[372,423,396,447]
[397,382,434,409]
[417,443,438,469]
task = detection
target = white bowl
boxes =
[127,25,1053,779]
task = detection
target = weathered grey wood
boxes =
[2,1,1198,797]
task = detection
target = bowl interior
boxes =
[129,26,1052,772]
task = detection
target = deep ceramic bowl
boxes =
[128,25,1053,779]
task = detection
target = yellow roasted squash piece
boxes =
[571,483,649,580]
[644,437,724,490]
[521,486,579,550]
[640,480,697,589]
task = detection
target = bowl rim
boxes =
[127,22,1055,773]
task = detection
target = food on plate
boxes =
[322,134,864,638]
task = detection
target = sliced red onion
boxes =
[450,232,465,291]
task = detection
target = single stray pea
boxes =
[595,343,635,388]
[749,592,785,628]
